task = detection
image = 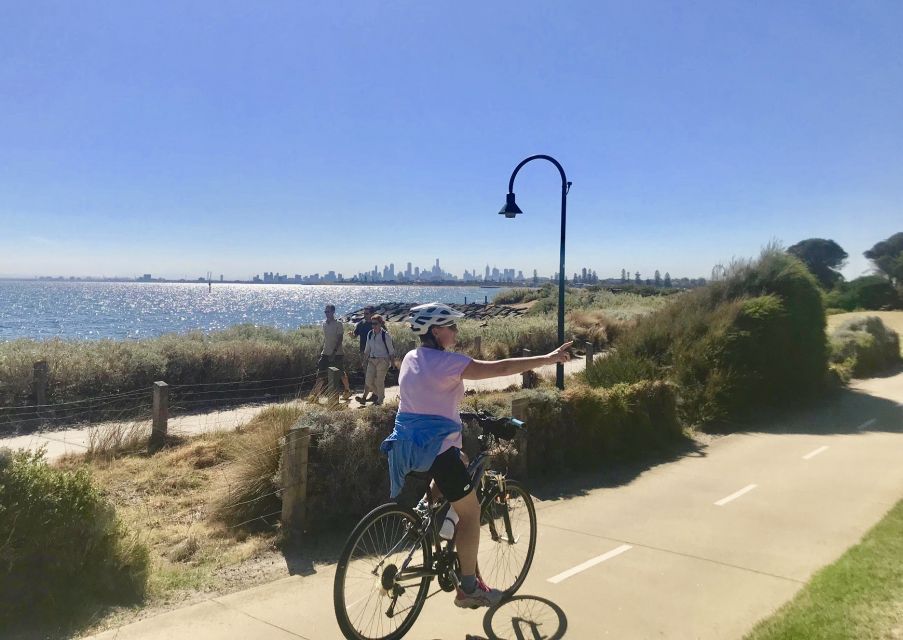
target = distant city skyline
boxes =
[13,255,709,286]
[2,3,900,282]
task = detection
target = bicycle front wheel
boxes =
[333,503,433,640]
[478,480,537,595]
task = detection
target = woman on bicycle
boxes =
[381,302,572,608]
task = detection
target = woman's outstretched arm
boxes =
[462,342,573,380]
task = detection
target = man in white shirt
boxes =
[311,304,352,401]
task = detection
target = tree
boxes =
[620,268,627,283]
[664,272,672,288]
[787,238,848,289]
[864,232,903,287]
[654,270,662,287]
[634,272,641,285]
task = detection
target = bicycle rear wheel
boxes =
[477,480,537,595]
[333,503,433,640]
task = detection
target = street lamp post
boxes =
[498,155,571,390]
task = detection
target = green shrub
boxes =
[824,276,900,311]
[829,316,901,377]
[214,382,681,530]
[303,405,396,529]
[584,248,828,427]
[0,449,149,628]
[513,381,681,474]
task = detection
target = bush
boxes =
[213,382,682,531]
[0,448,149,628]
[517,381,681,474]
[824,276,900,311]
[211,403,397,533]
[829,316,902,377]
[584,248,828,427]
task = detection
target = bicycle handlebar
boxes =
[459,410,525,440]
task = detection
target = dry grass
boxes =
[57,428,275,604]
[85,420,152,462]
[211,405,306,530]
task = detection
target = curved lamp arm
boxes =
[507,154,570,194]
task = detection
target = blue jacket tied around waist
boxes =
[381,412,462,499]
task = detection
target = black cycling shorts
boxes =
[430,447,474,503]
[394,447,474,508]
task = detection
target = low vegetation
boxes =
[825,275,901,313]
[0,292,666,410]
[0,448,149,635]
[496,283,678,318]
[829,316,901,379]
[584,248,829,427]
[513,381,682,473]
[210,380,682,532]
[745,499,903,640]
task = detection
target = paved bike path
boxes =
[86,373,903,639]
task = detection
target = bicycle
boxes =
[333,411,538,640]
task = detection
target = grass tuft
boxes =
[746,499,903,640]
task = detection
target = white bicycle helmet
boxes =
[408,302,465,335]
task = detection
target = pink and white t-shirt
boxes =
[397,347,473,453]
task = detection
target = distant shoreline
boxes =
[0,278,532,288]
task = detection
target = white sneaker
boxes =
[439,506,459,540]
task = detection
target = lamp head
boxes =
[498,192,523,218]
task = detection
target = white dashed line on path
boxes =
[714,484,758,507]
[802,445,829,460]
[547,544,633,584]
[857,418,877,431]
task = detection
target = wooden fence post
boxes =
[521,349,534,389]
[327,367,340,401]
[585,341,595,368]
[32,361,48,406]
[474,336,482,358]
[151,381,169,448]
[511,396,530,480]
[281,425,311,539]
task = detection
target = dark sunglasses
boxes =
[444,323,459,332]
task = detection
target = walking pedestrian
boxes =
[357,314,396,405]
[310,304,352,401]
[353,305,375,358]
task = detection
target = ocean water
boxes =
[0,281,510,341]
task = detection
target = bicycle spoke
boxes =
[478,483,536,594]
[337,506,432,639]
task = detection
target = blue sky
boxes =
[1,2,900,280]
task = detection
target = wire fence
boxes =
[0,371,324,437]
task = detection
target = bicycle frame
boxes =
[385,442,517,592]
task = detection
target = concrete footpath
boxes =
[84,372,903,639]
